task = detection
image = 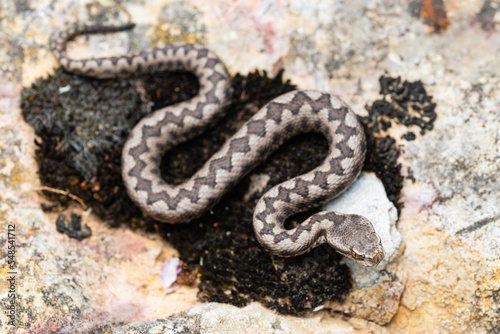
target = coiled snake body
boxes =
[51,24,384,267]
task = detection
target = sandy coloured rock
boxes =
[0,0,498,333]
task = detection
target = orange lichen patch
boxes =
[0,159,30,189]
[177,267,199,286]
[91,182,100,192]
[68,176,79,185]
[93,193,103,202]
[420,0,450,32]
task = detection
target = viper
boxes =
[50,23,384,267]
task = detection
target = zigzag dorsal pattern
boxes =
[51,23,384,266]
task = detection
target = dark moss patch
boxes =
[21,69,199,225]
[22,69,145,224]
[55,213,92,241]
[361,75,437,211]
[21,67,434,314]
[475,1,500,32]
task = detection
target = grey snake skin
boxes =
[50,23,384,267]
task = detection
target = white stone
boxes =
[322,172,401,287]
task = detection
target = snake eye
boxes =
[351,250,365,260]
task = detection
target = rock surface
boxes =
[324,172,402,274]
[111,302,388,334]
[323,172,404,325]
[0,0,499,333]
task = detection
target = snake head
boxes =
[346,231,385,267]
[324,213,385,267]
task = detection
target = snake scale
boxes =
[51,23,384,267]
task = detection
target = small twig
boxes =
[34,186,88,210]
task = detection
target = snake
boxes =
[50,23,385,267]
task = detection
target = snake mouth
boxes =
[345,248,385,267]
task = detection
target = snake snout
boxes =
[348,231,385,267]
[366,232,385,266]
[370,248,385,267]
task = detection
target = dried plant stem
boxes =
[35,186,88,210]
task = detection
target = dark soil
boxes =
[21,66,436,314]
